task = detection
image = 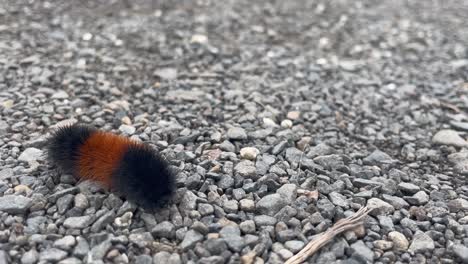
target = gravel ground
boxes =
[1,0,468,263]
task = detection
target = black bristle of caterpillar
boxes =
[111,144,175,210]
[46,124,96,174]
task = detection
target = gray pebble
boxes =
[180,230,203,250]
[39,248,68,262]
[256,193,288,216]
[152,221,175,239]
[63,215,94,229]
[18,147,43,162]
[350,240,374,262]
[408,231,435,253]
[227,127,247,140]
[0,195,32,214]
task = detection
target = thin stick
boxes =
[285,206,373,264]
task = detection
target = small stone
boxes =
[59,257,84,264]
[398,182,420,194]
[114,212,133,228]
[448,151,468,175]
[51,90,69,99]
[281,119,293,128]
[0,195,32,214]
[39,248,68,262]
[63,215,93,229]
[223,200,238,213]
[91,211,115,232]
[153,252,170,263]
[432,129,468,147]
[287,111,300,120]
[405,191,429,205]
[21,249,39,264]
[0,168,14,180]
[152,221,175,239]
[263,117,278,127]
[256,194,288,216]
[329,192,349,208]
[54,235,77,250]
[234,160,257,177]
[18,148,43,162]
[296,137,312,151]
[240,220,256,234]
[129,232,153,248]
[363,149,396,164]
[135,255,152,264]
[284,240,304,253]
[180,230,204,250]
[73,237,90,258]
[272,140,289,155]
[190,34,208,44]
[254,215,277,226]
[313,154,344,170]
[381,194,409,210]
[74,193,89,209]
[452,244,468,263]
[350,240,374,262]
[408,231,434,253]
[180,191,198,212]
[448,198,468,212]
[119,124,136,135]
[388,231,409,251]
[277,184,297,203]
[198,203,214,216]
[227,127,247,140]
[154,68,178,80]
[239,199,255,211]
[367,198,395,216]
[240,147,260,160]
[373,240,393,251]
[307,143,335,158]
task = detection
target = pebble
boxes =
[180,230,203,250]
[39,248,68,262]
[405,191,429,205]
[256,194,288,216]
[54,235,77,250]
[152,221,175,239]
[398,182,420,194]
[363,149,395,164]
[234,160,257,177]
[227,127,247,140]
[135,255,152,264]
[287,111,300,120]
[367,198,395,216]
[63,215,93,229]
[448,198,468,212]
[448,151,468,175]
[281,119,293,128]
[240,220,256,234]
[350,240,374,262]
[284,240,304,253]
[277,184,297,203]
[18,148,43,162]
[21,249,39,264]
[154,67,178,80]
[452,244,468,263]
[408,231,435,253]
[0,195,32,214]
[432,129,468,147]
[119,124,136,135]
[240,199,255,211]
[388,231,409,251]
[240,147,260,160]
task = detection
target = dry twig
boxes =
[285,206,373,264]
